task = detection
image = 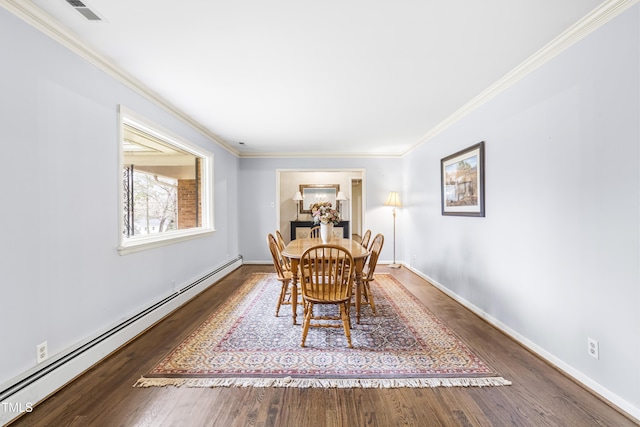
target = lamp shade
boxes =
[384,191,401,207]
[336,191,347,201]
[293,191,303,201]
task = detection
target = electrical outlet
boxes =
[588,337,599,360]
[36,342,48,364]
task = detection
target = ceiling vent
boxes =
[64,0,103,22]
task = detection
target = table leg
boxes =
[290,258,299,325]
[354,258,364,324]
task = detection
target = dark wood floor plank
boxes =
[7,265,637,427]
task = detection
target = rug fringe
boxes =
[133,376,511,389]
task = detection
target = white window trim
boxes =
[118,106,214,255]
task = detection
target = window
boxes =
[119,107,213,254]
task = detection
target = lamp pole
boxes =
[384,191,401,268]
[391,207,397,266]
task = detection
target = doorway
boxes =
[350,179,363,241]
[276,169,365,243]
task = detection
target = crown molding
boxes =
[239,151,403,159]
[409,0,639,155]
[0,0,239,157]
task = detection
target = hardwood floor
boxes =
[9,265,637,426]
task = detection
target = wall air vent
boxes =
[64,0,104,22]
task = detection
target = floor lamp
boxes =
[384,191,402,268]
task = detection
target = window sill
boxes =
[118,228,215,255]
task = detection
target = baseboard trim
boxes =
[405,265,640,423]
[0,256,243,426]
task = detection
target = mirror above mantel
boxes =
[299,184,340,214]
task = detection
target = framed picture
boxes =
[441,141,485,217]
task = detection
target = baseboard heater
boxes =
[0,255,242,404]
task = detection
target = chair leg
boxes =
[291,282,298,325]
[340,302,353,348]
[300,302,313,347]
[275,279,288,317]
[364,281,376,315]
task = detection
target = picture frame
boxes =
[441,141,485,217]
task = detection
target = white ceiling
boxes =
[16,0,612,156]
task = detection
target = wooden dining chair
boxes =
[360,233,384,315]
[275,230,286,250]
[299,244,354,348]
[309,226,321,238]
[274,230,291,271]
[267,233,297,324]
[360,229,372,249]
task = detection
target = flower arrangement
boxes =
[310,201,341,225]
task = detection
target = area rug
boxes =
[134,273,510,388]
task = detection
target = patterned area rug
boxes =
[134,273,510,388]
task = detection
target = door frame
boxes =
[276,168,366,241]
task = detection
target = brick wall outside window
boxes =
[177,159,202,229]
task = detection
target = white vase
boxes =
[320,223,333,243]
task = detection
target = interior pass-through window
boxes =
[118,106,214,254]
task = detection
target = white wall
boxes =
[402,5,639,416]
[0,7,240,388]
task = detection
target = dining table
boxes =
[282,237,370,325]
